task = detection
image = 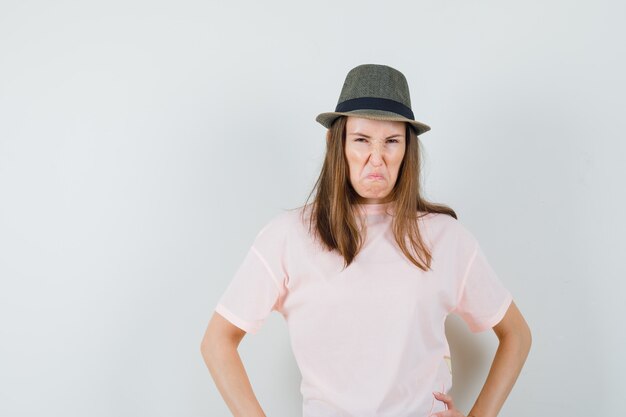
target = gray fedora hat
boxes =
[315,64,431,136]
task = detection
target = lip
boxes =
[367,174,384,179]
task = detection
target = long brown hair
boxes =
[300,115,457,271]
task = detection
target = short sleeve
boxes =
[451,240,513,333]
[214,215,289,335]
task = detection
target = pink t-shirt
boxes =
[215,201,512,417]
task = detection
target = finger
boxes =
[430,411,458,417]
[434,411,467,417]
[432,391,455,409]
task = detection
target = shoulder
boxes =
[260,206,306,231]
[253,206,307,244]
[419,211,479,249]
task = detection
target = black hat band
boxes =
[335,97,415,120]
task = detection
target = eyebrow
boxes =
[347,132,404,139]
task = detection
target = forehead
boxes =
[346,116,406,135]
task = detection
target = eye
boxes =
[387,138,400,143]
[355,138,367,142]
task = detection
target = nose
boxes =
[368,143,384,166]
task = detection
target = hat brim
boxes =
[315,109,431,136]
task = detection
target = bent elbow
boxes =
[524,323,532,352]
[510,321,532,360]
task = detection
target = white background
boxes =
[1,1,624,416]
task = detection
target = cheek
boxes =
[390,151,405,170]
[391,152,404,176]
[345,151,364,171]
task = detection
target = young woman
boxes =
[201,64,531,417]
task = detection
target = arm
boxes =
[200,311,267,417]
[467,300,532,417]
[434,300,531,417]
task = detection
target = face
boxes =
[344,116,406,204]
